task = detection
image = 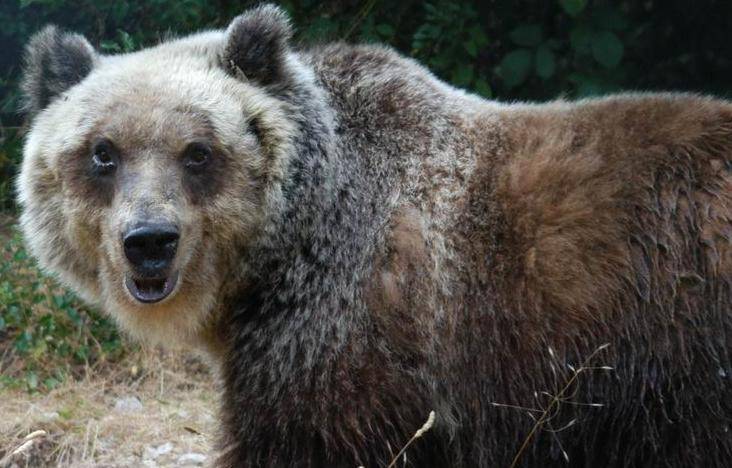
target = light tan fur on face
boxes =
[18,32,296,348]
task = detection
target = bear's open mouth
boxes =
[125,271,179,304]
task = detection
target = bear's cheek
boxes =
[55,184,107,277]
[97,255,125,301]
[198,177,267,250]
[89,211,137,308]
[172,228,221,298]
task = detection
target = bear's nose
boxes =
[123,223,179,277]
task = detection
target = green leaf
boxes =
[509,24,542,47]
[65,307,81,325]
[100,40,121,53]
[75,345,89,361]
[428,54,449,70]
[411,23,442,52]
[560,0,587,16]
[118,30,135,52]
[424,3,438,15]
[468,26,489,47]
[375,23,395,37]
[570,26,593,54]
[535,44,556,79]
[464,40,478,58]
[8,304,20,322]
[498,49,533,88]
[592,31,624,68]
[53,294,66,309]
[43,377,61,390]
[451,64,474,87]
[474,78,492,98]
[25,371,38,391]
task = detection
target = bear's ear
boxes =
[222,4,293,87]
[21,25,97,118]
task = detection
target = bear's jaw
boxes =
[124,270,179,304]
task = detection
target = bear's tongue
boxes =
[125,272,178,304]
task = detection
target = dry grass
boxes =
[491,344,613,467]
[0,219,217,466]
[0,347,217,467]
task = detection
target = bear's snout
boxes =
[123,222,179,276]
[121,222,182,304]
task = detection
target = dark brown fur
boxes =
[442,96,732,466]
[215,38,732,465]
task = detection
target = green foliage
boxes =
[411,1,491,95]
[498,49,533,88]
[0,228,126,391]
[592,30,623,69]
[0,128,22,213]
[560,0,588,16]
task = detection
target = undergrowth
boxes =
[0,223,128,392]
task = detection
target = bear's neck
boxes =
[220,56,385,381]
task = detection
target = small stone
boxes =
[144,442,173,460]
[41,411,59,422]
[177,452,207,466]
[113,396,143,413]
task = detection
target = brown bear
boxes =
[17,4,732,467]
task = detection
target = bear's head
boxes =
[17,5,301,348]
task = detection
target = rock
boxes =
[40,411,59,422]
[143,442,173,460]
[177,452,207,466]
[113,396,143,413]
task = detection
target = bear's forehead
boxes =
[80,51,232,115]
[67,68,247,153]
[92,101,215,150]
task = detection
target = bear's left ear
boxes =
[222,4,293,87]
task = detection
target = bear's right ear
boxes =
[222,4,293,87]
[21,25,97,118]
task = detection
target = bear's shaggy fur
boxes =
[18,5,732,467]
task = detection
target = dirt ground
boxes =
[0,348,218,467]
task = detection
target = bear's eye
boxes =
[183,142,211,172]
[91,140,117,176]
